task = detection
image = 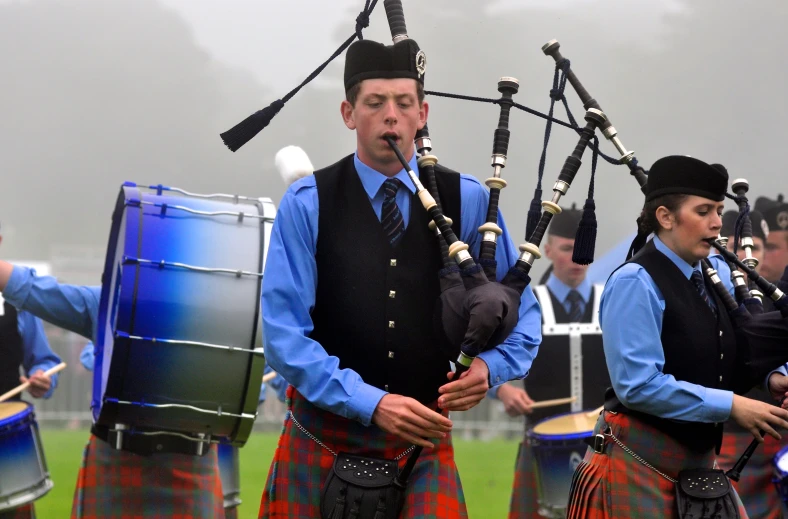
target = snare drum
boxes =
[773,445,788,513]
[527,411,597,519]
[218,443,241,510]
[0,402,53,512]
[94,183,276,446]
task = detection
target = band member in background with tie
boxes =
[259,37,542,519]
[715,209,784,519]
[566,155,788,519]
[0,223,62,519]
[0,261,225,518]
[755,195,788,284]
[492,205,608,519]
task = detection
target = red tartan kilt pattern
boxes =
[507,440,541,519]
[566,411,749,519]
[258,386,467,518]
[0,504,35,519]
[70,433,225,519]
[717,430,785,519]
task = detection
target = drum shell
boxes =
[94,185,272,445]
[527,411,595,518]
[0,402,53,511]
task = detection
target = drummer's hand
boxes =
[372,394,453,449]
[20,370,51,399]
[497,384,534,417]
[438,358,490,412]
[767,372,788,407]
[730,394,788,442]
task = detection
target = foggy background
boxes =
[2,0,787,283]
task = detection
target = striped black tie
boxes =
[381,178,404,246]
[566,290,584,322]
[691,269,717,316]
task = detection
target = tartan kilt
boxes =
[258,386,467,518]
[507,440,541,519]
[566,411,749,519]
[0,504,34,519]
[717,430,785,519]
[70,433,225,519]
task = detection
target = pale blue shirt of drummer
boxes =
[3,266,100,343]
[601,235,788,423]
[262,151,543,426]
[5,304,62,399]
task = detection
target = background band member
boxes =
[566,155,788,518]
[259,38,542,519]
[0,223,61,519]
[716,209,784,519]
[0,261,225,518]
[755,195,788,283]
[494,205,608,519]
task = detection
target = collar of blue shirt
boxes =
[546,272,592,304]
[354,151,418,200]
[652,235,702,280]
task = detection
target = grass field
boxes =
[32,428,519,518]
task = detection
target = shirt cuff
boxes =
[764,365,788,392]
[703,387,734,423]
[346,381,388,427]
[478,349,510,388]
[487,385,501,399]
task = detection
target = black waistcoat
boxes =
[525,285,609,423]
[605,240,738,453]
[0,301,24,397]
[311,154,461,404]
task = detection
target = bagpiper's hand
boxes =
[767,372,788,406]
[372,394,452,449]
[730,394,788,442]
[438,358,490,412]
[20,370,51,399]
[497,384,534,417]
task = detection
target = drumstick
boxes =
[586,405,605,418]
[529,396,577,409]
[262,371,278,384]
[0,362,67,403]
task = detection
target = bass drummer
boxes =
[0,223,62,519]
[492,206,608,519]
[0,260,225,518]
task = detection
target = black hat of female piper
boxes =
[721,210,769,242]
[344,39,426,91]
[755,195,788,232]
[644,155,728,202]
[548,203,583,239]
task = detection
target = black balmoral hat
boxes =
[644,155,728,202]
[344,39,426,91]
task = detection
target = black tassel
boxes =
[525,189,542,241]
[329,486,347,519]
[347,498,361,519]
[220,99,285,152]
[572,198,597,265]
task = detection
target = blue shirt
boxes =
[601,235,766,423]
[545,273,592,316]
[3,267,100,342]
[2,301,61,399]
[262,152,542,426]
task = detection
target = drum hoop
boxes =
[774,445,788,476]
[0,402,33,429]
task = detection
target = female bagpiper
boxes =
[566,155,788,519]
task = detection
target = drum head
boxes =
[531,411,597,440]
[0,402,30,425]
